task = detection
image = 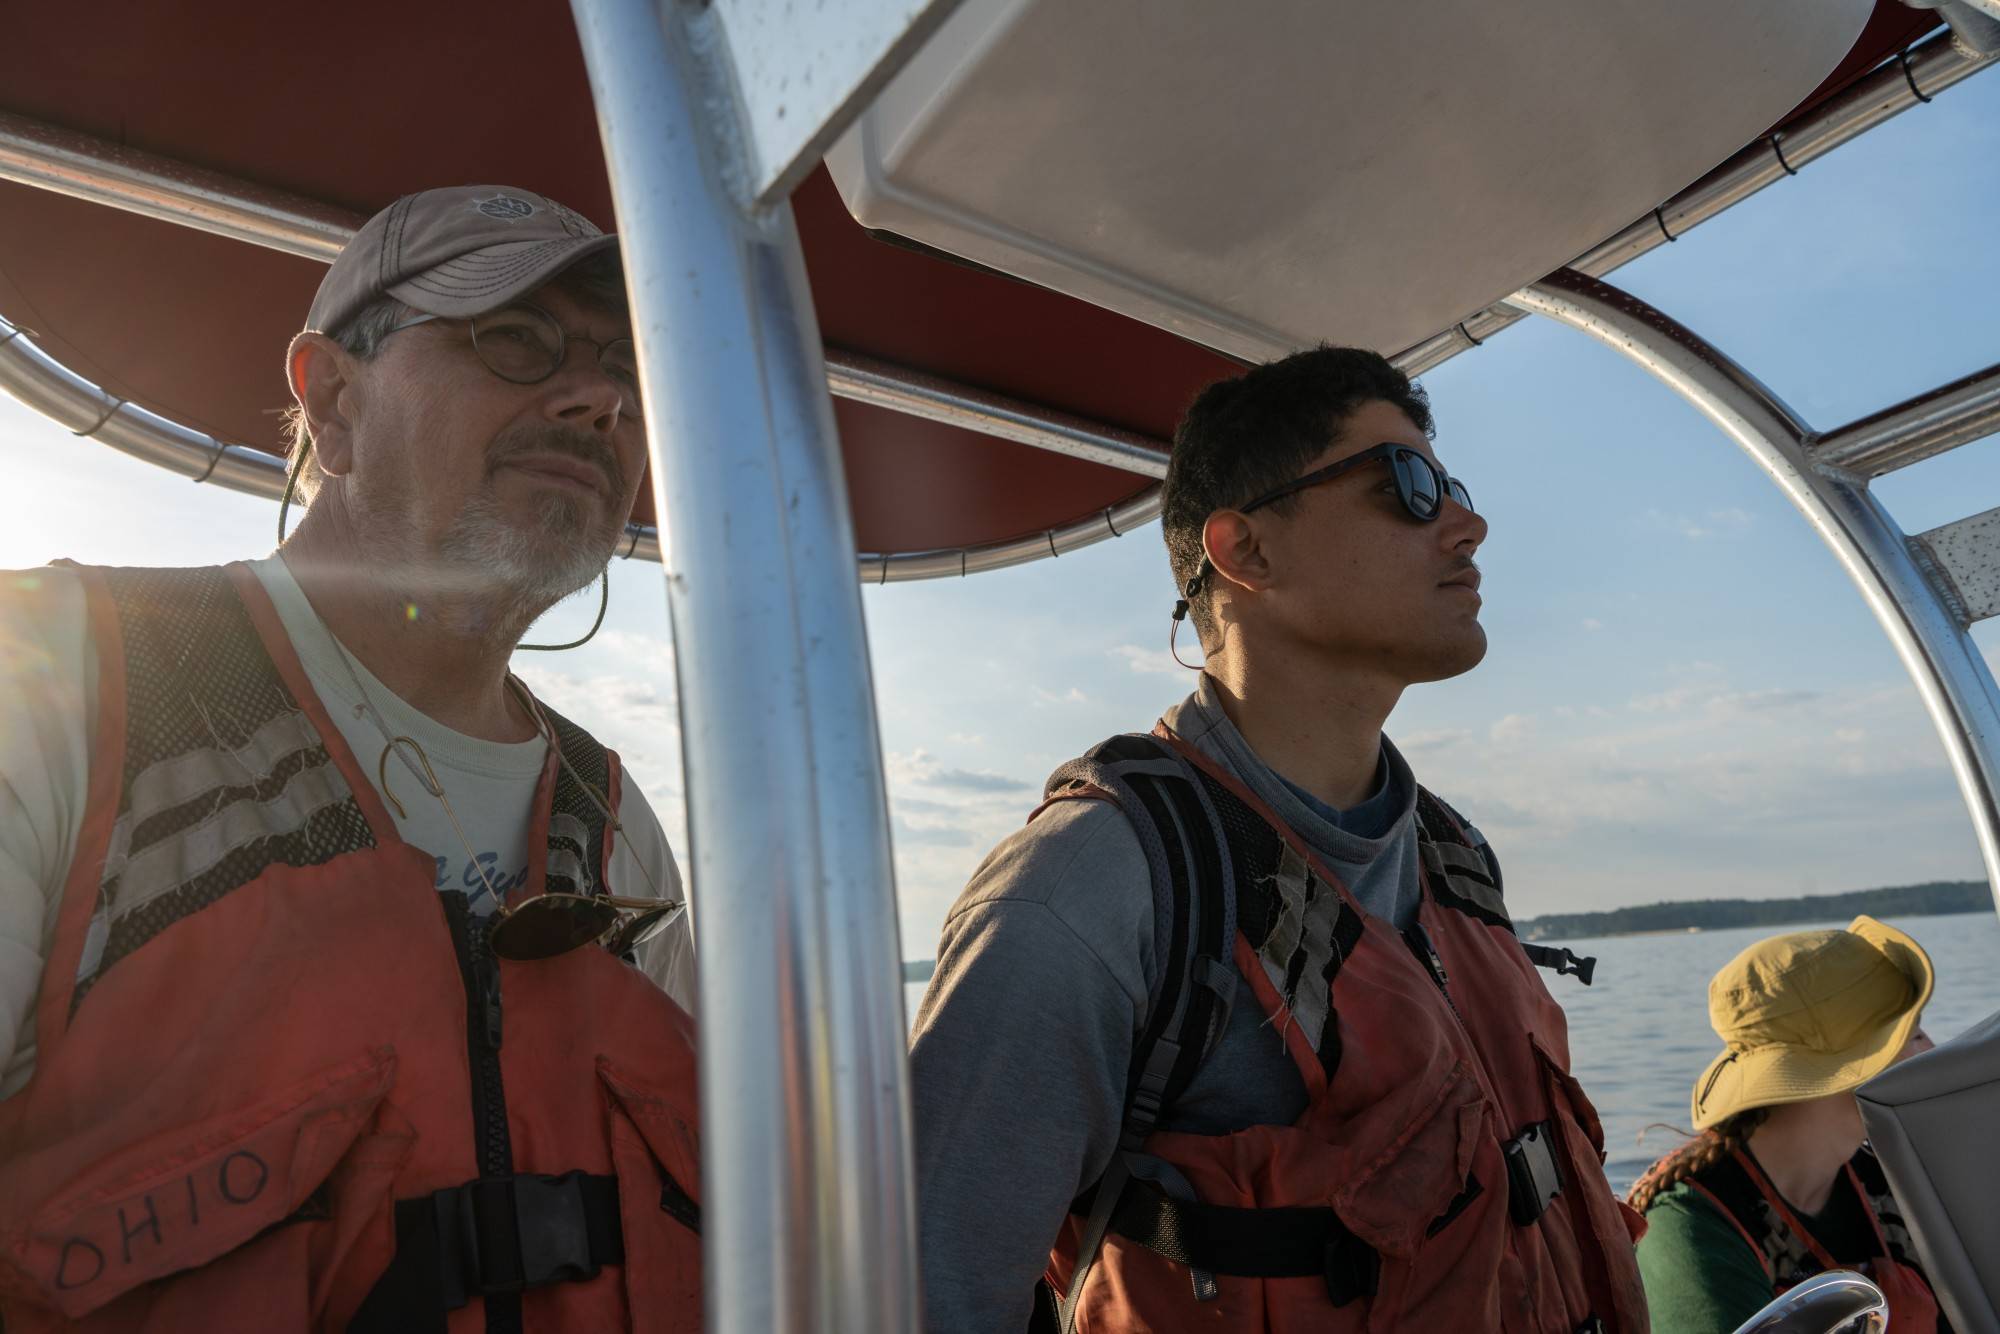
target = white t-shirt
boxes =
[0,556,694,1098]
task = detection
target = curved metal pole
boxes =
[1506,269,2000,910]
[569,1,918,1330]
[0,109,354,260]
[1812,360,2000,478]
[7,38,1990,574]
[0,309,302,499]
[824,346,1167,478]
[0,308,1170,581]
[0,106,1172,584]
[864,484,1163,582]
[1396,33,1997,377]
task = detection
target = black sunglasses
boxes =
[1174,443,1474,625]
[1238,442,1472,521]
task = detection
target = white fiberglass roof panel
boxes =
[827,0,1873,362]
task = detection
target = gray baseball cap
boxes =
[307,185,619,335]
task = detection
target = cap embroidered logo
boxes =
[547,201,599,237]
[475,195,537,221]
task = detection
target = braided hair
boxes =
[1626,1107,1771,1214]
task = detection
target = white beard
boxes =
[437,485,616,610]
[341,472,619,635]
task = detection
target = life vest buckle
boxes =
[1522,943,1598,987]
[434,1171,625,1302]
[350,1171,629,1325]
[1503,1121,1566,1226]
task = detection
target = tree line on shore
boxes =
[1519,880,1989,941]
[903,882,1991,971]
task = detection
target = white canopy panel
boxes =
[828,0,1873,361]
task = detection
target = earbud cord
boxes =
[1169,568,1207,672]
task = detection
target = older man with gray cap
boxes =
[0,186,703,1332]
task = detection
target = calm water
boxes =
[1550,911,2000,1193]
[904,910,2000,1194]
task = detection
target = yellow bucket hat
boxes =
[1690,915,1933,1130]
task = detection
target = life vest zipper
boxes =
[1404,919,1523,1128]
[443,892,524,1332]
[1405,914,1560,1327]
[1403,920,1464,1025]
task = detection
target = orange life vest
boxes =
[1039,726,1648,1333]
[1672,1147,1938,1334]
[0,564,703,1333]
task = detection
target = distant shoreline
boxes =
[1519,881,1989,942]
[902,883,1993,975]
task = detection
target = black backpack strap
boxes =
[1414,787,1597,987]
[1041,735,1237,1331]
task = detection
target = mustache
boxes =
[1446,555,1479,576]
[486,425,626,496]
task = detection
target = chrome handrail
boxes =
[1729,1270,1888,1334]
[1394,33,1998,376]
[1,34,1989,579]
[1508,267,2000,915]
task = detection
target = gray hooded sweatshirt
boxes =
[909,676,1461,1331]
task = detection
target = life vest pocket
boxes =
[1310,1058,1503,1333]
[1,1045,407,1326]
[597,1058,703,1332]
[1327,1057,1489,1262]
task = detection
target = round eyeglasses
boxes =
[386,304,643,422]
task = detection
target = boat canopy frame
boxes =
[1508,268,2000,921]
[0,9,1998,1333]
[0,29,1990,579]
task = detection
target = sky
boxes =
[1,65,1997,964]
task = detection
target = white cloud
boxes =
[1401,727,1474,754]
[1108,643,1182,675]
[929,767,1034,794]
[1034,685,1090,706]
[1629,682,1819,717]
[1581,618,1604,632]
[1490,713,1535,743]
[887,749,1036,801]
[1717,688,1821,715]
[1642,507,1756,541]
[1629,685,1699,714]
[513,657,688,857]
[1425,675,1971,918]
[883,748,1047,951]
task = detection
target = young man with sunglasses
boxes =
[910,347,1647,1332]
[0,188,703,1331]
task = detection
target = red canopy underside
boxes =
[0,2,1936,554]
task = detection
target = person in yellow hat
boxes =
[1626,916,1941,1333]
